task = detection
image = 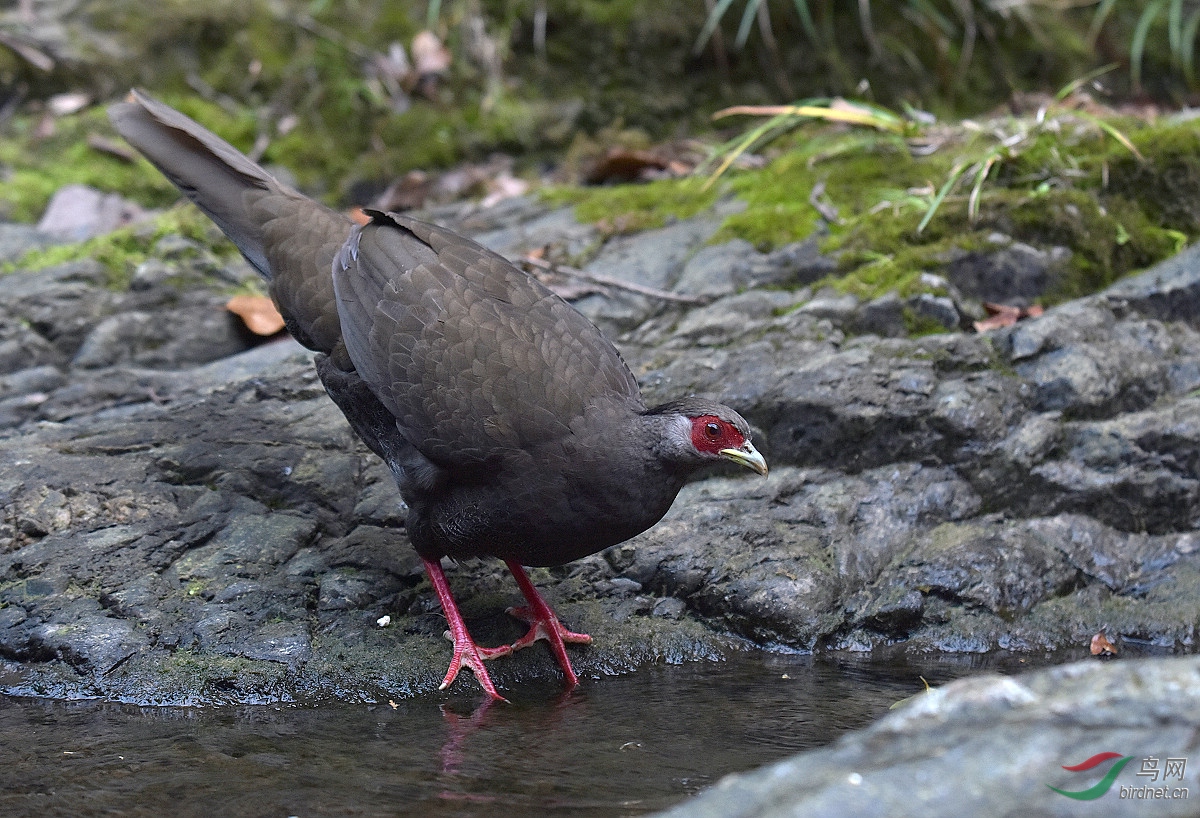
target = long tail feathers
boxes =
[108,90,282,279]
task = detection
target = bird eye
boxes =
[704,421,721,439]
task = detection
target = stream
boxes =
[0,652,1040,817]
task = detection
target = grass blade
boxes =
[693,0,739,55]
[791,0,818,43]
[736,0,765,50]
[1183,7,1200,85]
[1087,0,1118,48]
[1131,0,1167,91]
[917,160,968,234]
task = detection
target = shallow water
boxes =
[0,653,1019,818]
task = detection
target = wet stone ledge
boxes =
[0,201,1198,703]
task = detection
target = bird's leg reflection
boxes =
[437,686,582,783]
[438,697,498,778]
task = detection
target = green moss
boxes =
[711,131,928,251]
[902,308,954,338]
[0,108,182,221]
[542,176,718,234]
[1005,189,1181,300]
[3,206,236,289]
[1108,121,1200,233]
[697,113,1197,306]
[714,201,818,252]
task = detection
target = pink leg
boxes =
[421,555,512,702]
[504,560,592,688]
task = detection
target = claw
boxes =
[438,629,512,702]
[505,560,592,689]
[506,606,593,651]
[422,555,511,701]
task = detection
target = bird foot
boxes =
[439,630,513,703]
[506,605,594,651]
[506,604,592,689]
[422,554,513,702]
[502,560,592,689]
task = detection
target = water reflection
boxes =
[0,653,1018,817]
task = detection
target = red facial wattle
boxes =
[689,414,746,456]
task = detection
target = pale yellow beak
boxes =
[719,441,768,476]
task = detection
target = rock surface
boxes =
[0,195,1198,705]
[653,654,1200,818]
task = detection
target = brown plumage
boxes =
[109,90,767,701]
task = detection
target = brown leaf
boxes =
[1090,631,1118,656]
[585,148,670,185]
[226,295,286,336]
[412,30,451,76]
[88,134,138,163]
[373,171,431,212]
[973,302,1044,333]
[410,30,451,100]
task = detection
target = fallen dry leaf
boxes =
[226,294,286,336]
[410,30,451,100]
[1090,631,1118,656]
[87,133,138,163]
[412,30,451,75]
[48,92,90,117]
[973,301,1044,333]
[585,148,670,185]
[480,171,529,208]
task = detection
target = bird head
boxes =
[648,397,768,476]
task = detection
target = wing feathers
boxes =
[333,211,643,467]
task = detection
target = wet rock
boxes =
[71,301,249,369]
[638,332,1025,473]
[797,290,859,325]
[869,518,1080,619]
[667,289,804,347]
[999,303,1200,417]
[670,235,827,299]
[853,292,906,337]
[1,188,1198,705]
[29,614,148,675]
[0,223,53,262]
[1103,237,1200,325]
[673,239,757,298]
[36,184,146,242]
[2,256,264,380]
[905,292,961,330]
[471,205,598,261]
[945,237,1071,304]
[0,308,64,375]
[971,397,1200,534]
[0,364,66,398]
[574,217,721,335]
[755,237,837,288]
[655,655,1200,818]
[3,261,121,358]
